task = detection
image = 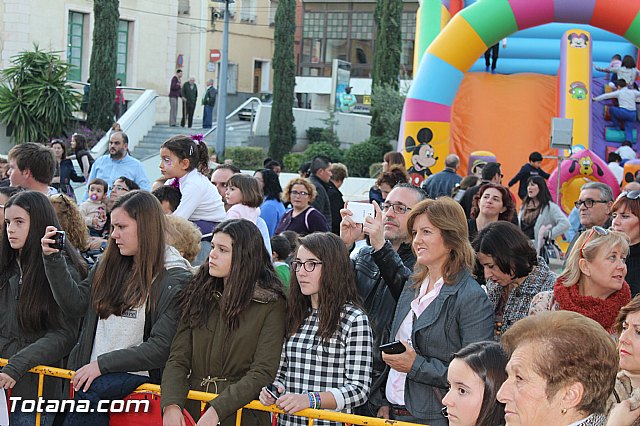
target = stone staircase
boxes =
[131,119,255,160]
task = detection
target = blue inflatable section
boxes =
[460,1,637,76]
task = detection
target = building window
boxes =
[302,38,323,63]
[268,0,277,26]
[351,12,372,40]
[240,0,257,23]
[326,12,348,39]
[303,12,324,39]
[116,20,130,85]
[326,39,348,63]
[67,11,86,81]
[400,11,416,78]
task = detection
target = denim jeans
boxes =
[609,106,637,142]
[203,105,214,128]
[10,410,56,426]
[62,372,148,426]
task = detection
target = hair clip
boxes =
[190,134,204,145]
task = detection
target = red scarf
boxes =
[553,279,631,332]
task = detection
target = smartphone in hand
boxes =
[380,340,406,354]
[265,383,282,400]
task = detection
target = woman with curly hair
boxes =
[376,166,410,201]
[468,183,515,242]
[275,178,329,236]
[49,193,90,252]
[164,214,202,265]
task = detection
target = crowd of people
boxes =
[2,134,640,426]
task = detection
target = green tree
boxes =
[87,0,119,131]
[268,0,296,163]
[370,0,402,138]
[0,45,79,144]
[369,83,405,143]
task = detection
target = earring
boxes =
[561,408,567,415]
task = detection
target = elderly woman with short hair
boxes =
[498,311,618,425]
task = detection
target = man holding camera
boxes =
[339,183,426,418]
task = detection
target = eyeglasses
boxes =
[290,190,309,197]
[381,202,411,214]
[111,185,129,192]
[574,199,609,209]
[579,226,609,258]
[291,260,323,272]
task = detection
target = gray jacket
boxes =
[388,269,494,421]
[518,202,570,248]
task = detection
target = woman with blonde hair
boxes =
[381,197,494,425]
[529,227,631,334]
[275,178,329,236]
[164,214,202,265]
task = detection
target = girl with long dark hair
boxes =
[42,190,192,425]
[259,232,372,426]
[518,176,569,248]
[0,191,87,426]
[442,341,508,426]
[161,219,286,426]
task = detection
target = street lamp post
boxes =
[215,0,232,159]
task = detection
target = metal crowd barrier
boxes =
[0,359,422,426]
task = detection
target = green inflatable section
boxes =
[458,0,518,48]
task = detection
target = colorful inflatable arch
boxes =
[400,0,640,186]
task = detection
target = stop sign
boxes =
[210,49,221,62]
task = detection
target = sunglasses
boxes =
[579,226,609,258]
[621,190,640,200]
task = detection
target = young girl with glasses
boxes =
[259,232,373,426]
[529,227,631,334]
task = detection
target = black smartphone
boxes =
[51,231,65,250]
[380,340,406,354]
[265,383,281,399]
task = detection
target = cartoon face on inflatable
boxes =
[404,127,438,185]
[568,32,589,48]
[569,82,588,100]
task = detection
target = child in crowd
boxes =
[271,235,292,291]
[507,151,550,200]
[159,135,226,236]
[608,53,622,84]
[225,173,263,221]
[596,55,640,89]
[617,140,638,161]
[79,178,108,237]
[152,185,182,215]
[593,78,640,144]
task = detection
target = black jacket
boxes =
[352,240,415,409]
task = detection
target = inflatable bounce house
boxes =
[399,0,640,212]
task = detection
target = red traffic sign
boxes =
[210,49,222,62]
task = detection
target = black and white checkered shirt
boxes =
[275,303,373,426]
